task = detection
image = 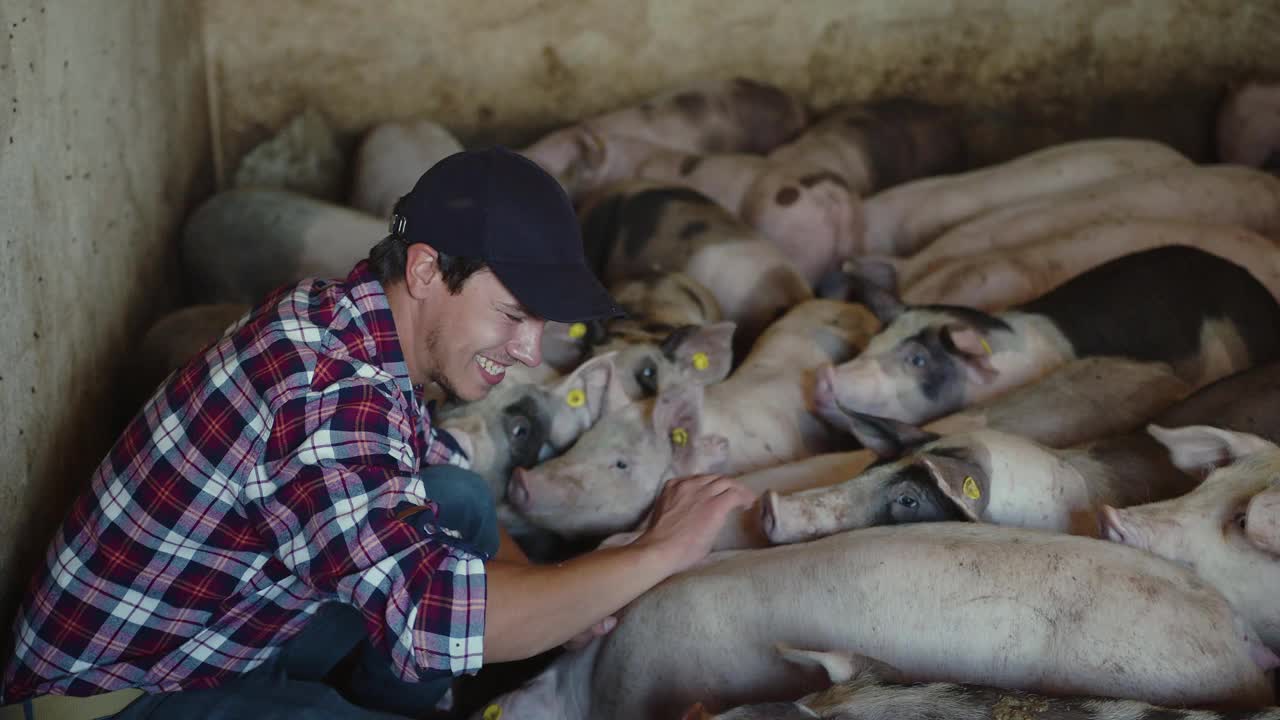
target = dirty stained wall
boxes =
[204,0,1280,185]
[0,0,210,645]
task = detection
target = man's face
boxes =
[424,269,546,403]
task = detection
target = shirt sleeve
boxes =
[247,380,486,680]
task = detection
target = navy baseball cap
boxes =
[389,146,625,323]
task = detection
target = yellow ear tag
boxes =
[692,352,710,371]
[963,476,981,500]
[483,705,503,720]
[565,389,586,408]
[568,322,587,340]
[979,338,992,355]
[670,427,689,446]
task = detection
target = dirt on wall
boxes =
[203,0,1280,189]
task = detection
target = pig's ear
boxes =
[664,322,736,384]
[918,453,987,522]
[1245,484,1280,556]
[1147,424,1277,478]
[669,434,730,478]
[774,643,904,685]
[542,320,606,372]
[940,324,998,385]
[546,352,624,450]
[843,410,940,459]
[653,382,704,437]
[826,258,905,324]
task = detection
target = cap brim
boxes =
[489,261,626,324]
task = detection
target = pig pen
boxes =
[2,0,1279,718]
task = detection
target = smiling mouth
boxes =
[476,354,508,382]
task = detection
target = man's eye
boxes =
[503,312,523,323]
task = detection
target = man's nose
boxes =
[509,318,545,367]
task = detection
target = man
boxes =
[3,147,754,719]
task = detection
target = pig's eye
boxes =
[1234,511,1247,531]
[896,495,919,509]
[614,459,629,470]
[909,354,927,368]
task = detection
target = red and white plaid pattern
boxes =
[3,261,484,703]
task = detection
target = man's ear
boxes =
[403,243,441,299]
[940,324,998,385]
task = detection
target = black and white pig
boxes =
[763,362,1280,544]
[817,245,1280,425]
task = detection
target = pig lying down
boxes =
[691,646,1280,720]
[818,246,1280,426]
[711,356,1190,551]
[475,524,1275,720]
[893,219,1280,311]
[768,361,1280,545]
[859,137,1191,257]
[522,77,807,201]
[347,119,463,218]
[1218,80,1280,172]
[579,180,812,354]
[181,188,386,304]
[1102,423,1280,651]
[900,164,1280,286]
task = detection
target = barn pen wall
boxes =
[2,0,1280,681]
[0,0,211,650]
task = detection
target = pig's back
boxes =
[1018,246,1280,371]
[592,523,1273,720]
[1152,361,1280,441]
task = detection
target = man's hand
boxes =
[633,473,756,575]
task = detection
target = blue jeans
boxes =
[107,465,500,720]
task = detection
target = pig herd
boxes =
[146,76,1280,719]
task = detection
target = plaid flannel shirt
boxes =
[3,261,485,703]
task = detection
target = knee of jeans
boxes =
[419,465,500,558]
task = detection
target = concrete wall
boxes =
[205,0,1280,183]
[0,0,211,644]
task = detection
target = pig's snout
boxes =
[508,468,533,510]
[760,490,781,541]
[812,364,840,417]
[1099,505,1137,548]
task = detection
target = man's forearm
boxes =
[481,543,673,663]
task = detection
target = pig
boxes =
[1101,422,1280,651]
[579,180,813,355]
[508,299,878,537]
[770,362,1280,545]
[709,357,1190,551]
[1217,80,1280,172]
[348,119,464,218]
[472,523,1276,720]
[636,149,772,216]
[893,219,1280,311]
[181,188,386,304]
[687,645,1280,720]
[759,421,1197,545]
[522,77,807,200]
[860,138,1190,257]
[127,303,253,409]
[231,107,346,202]
[900,164,1280,288]
[737,101,964,284]
[817,245,1280,426]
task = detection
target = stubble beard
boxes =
[423,325,464,405]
